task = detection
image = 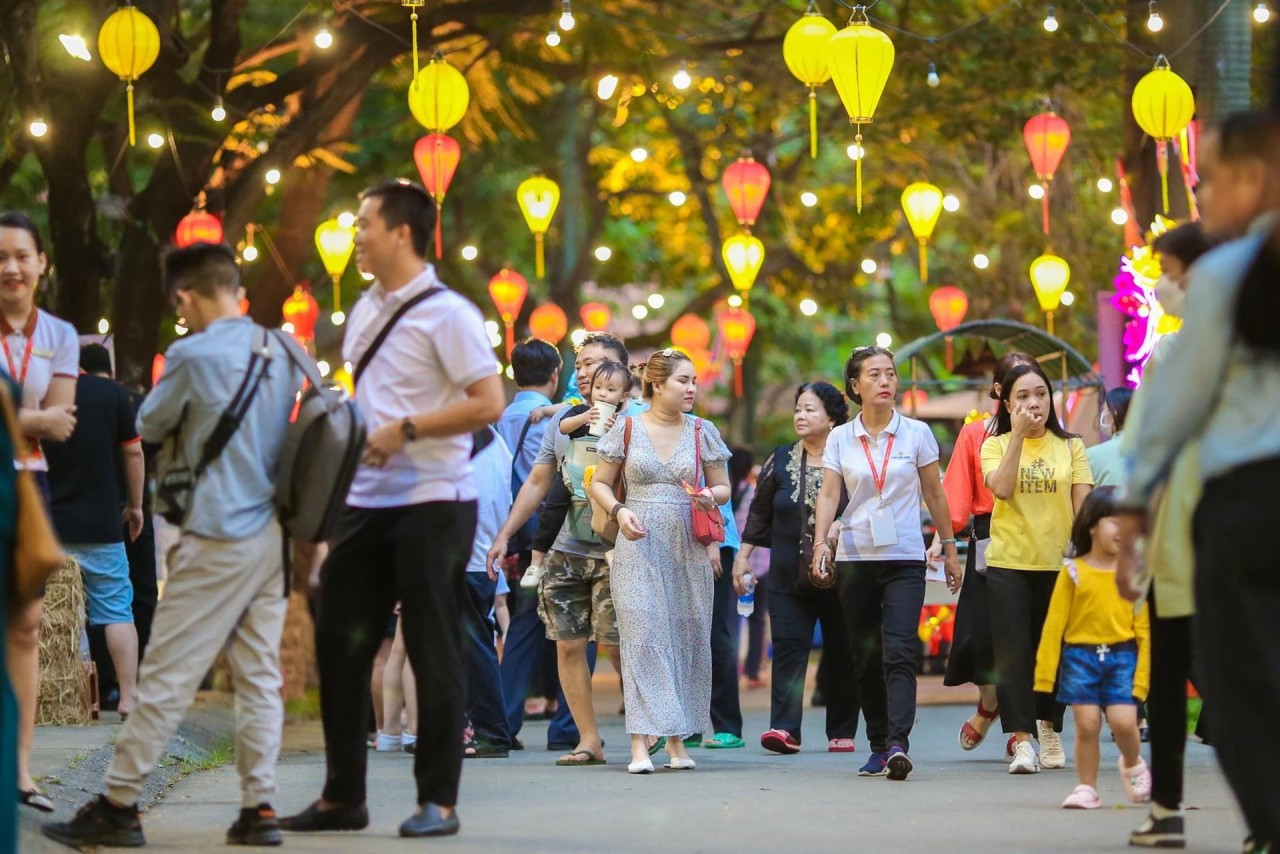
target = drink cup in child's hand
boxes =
[589,401,618,436]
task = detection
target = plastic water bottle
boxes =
[737,573,756,617]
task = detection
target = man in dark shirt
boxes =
[45,344,144,718]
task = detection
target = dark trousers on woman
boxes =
[768,578,858,742]
[316,501,475,808]
[1193,457,1280,847]
[836,561,925,753]
[1147,586,1192,811]
[462,573,512,749]
[987,567,1065,734]
[708,547,744,737]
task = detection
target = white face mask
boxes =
[1154,274,1186,319]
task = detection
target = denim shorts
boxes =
[66,542,134,627]
[1056,642,1138,707]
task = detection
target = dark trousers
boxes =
[708,548,744,737]
[126,514,158,656]
[768,577,859,742]
[835,561,925,753]
[462,573,512,748]
[1147,588,1191,810]
[500,580,579,746]
[743,582,769,680]
[987,567,1066,735]
[1194,457,1280,847]
[317,501,475,808]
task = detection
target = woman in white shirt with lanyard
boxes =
[812,346,961,781]
[0,212,80,813]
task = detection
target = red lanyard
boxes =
[1,320,36,389]
[860,433,895,500]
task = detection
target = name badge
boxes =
[869,504,898,547]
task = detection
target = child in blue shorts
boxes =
[1035,486,1151,809]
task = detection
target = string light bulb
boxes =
[630,147,648,163]
[545,30,561,46]
[461,245,479,261]
[1146,1,1164,32]
[973,253,991,269]
[799,299,818,317]
[672,60,692,91]
[58,34,92,61]
[800,192,818,207]
[1111,207,1129,225]
[242,244,258,262]
[1255,2,1272,23]
[558,0,575,32]
[668,191,687,206]
[28,119,48,138]
[314,28,333,49]
[943,194,960,212]
[265,168,282,185]
[647,294,665,309]
[596,74,619,100]
[331,311,346,327]
[1096,177,1114,192]
[1043,4,1059,32]
[97,318,110,335]
[1028,184,1046,200]
[927,62,940,88]
[211,98,226,122]
[146,131,165,149]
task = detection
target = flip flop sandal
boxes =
[647,736,667,757]
[760,729,801,755]
[19,789,54,813]
[555,749,606,767]
[958,700,1000,751]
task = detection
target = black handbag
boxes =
[794,449,845,593]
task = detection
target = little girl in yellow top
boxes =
[1035,486,1151,810]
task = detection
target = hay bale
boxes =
[37,557,90,725]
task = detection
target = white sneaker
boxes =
[375,731,403,752]
[1009,740,1040,774]
[519,564,544,589]
[1039,721,1066,768]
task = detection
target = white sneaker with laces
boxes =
[519,564,544,589]
[1039,721,1066,769]
[1009,740,1040,774]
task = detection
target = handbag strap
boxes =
[194,329,272,477]
[353,286,445,386]
[694,417,702,481]
[509,414,535,491]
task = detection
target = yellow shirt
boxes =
[1034,559,1151,701]
[980,432,1094,571]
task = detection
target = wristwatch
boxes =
[400,417,418,442]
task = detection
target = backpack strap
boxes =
[509,414,536,491]
[353,286,446,386]
[194,329,271,477]
[270,330,327,393]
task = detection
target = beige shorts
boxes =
[536,550,619,645]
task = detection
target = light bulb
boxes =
[461,245,479,261]
[265,168,282,185]
[361,271,375,281]
[242,245,259,262]
[28,119,48,138]
[1060,291,1076,306]
[282,322,295,334]
[147,132,165,149]
[846,143,865,161]
[875,332,893,348]
[672,61,692,91]
[337,211,356,229]
[647,294,665,309]
[630,147,648,163]
[1111,207,1130,225]
[545,30,561,47]
[570,329,588,347]
[631,305,648,320]
[1147,2,1164,32]
[58,35,92,61]
[594,246,613,262]
[314,28,333,49]
[1028,183,1046,200]
[800,191,818,208]
[927,63,940,88]
[1096,177,1114,193]
[1043,4,1059,31]
[596,74,619,100]
[1255,2,1272,24]
[943,194,960,212]
[727,295,743,308]
[559,1,575,31]
[211,101,226,122]
[175,323,189,336]
[484,320,500,336]
[97,318,110,335]
[860,259,878,275]
[668,191,687,206]
[973,253,991,269]
[317,360,331,378]
[799,299,818,317]
[331,311,346,327]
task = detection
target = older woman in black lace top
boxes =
[735,382,861,755]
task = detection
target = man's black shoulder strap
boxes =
[353,286,446,386]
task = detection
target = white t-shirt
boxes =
[0,308,79,471]
[823,410,939,562]
[342,267,499,508]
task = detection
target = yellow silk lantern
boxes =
[783,7,838,159]
[1029,252,1071,335]
[408,53,470,132]
[722,234,765,295]
[901,182,944,282]
[827,10,894,212]
[517,176,561,278]
[98,5,161,146]
[1131,56,1195,214]
[315,218,356,324]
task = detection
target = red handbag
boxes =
[691,419,726,546]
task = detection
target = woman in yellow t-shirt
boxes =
[980,361,1093,775]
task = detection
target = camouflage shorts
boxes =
[536,550,619,645]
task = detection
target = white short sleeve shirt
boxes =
[0,309,80,471]
[342,267,500,508]
[823,410,940,562]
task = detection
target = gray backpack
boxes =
[271,332,366,543]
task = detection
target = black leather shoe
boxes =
[227,803,283,845]
[399,803,460,838]
[278,800,369,832]
[42,795,145,848]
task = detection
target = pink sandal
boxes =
[760,729,801,755]
[958,700,999,751]
[827,738,856,753]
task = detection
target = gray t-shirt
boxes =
[533,408,608,560]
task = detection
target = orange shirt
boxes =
[943,418,995,534]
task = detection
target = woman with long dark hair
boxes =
[981,360,1093,775]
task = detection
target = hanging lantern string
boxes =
[403,1,425,82]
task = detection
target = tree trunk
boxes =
[1196,0,1252,121]
[550,83,592,332]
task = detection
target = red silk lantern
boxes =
[151,353,165,387]
[488,268,529,361]
[721,156,771,229]
[528,303,568,346]
[580,302,611,332]
[901,388,929,411]
[1023,113,1071,235]
[671,313,712,353]
[174,210,224,247]
[928,285,968,370]
[413,134,462,259]
[282,284,320,343]
[717,307,757,396]
[238,297,250,316]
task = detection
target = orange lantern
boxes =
[671,313,712,353]
[901,388,929,412]
[928,285,969,370]
[413,133,461,259]
[1023,113,1071,235]
[151,353,165,387]
[580,302,611,332]
[282,284,320,344]
[722,155,771,229]
[238,296,250,316]
[717,307,757,396]
[529,303,568,346]
[173,210,224,247]
[488,268,529,360]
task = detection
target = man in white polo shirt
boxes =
[281,182,504,840]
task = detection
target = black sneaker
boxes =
[42,795,145,848]
[1129,811,1186,848]
[227,803,282,846]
